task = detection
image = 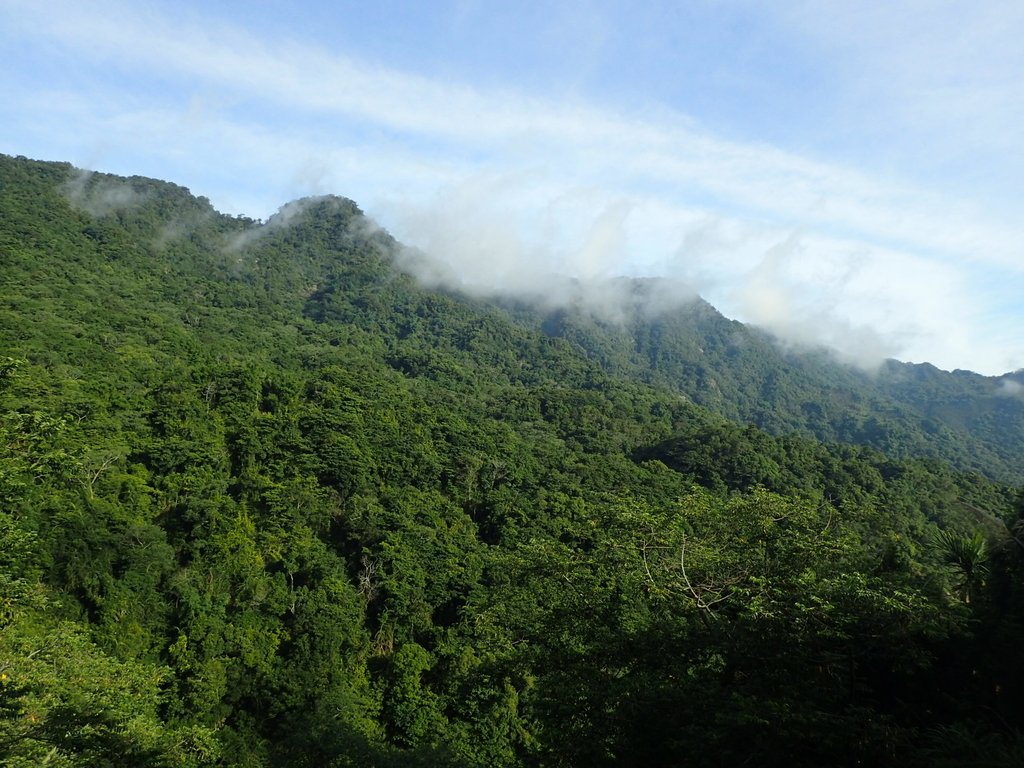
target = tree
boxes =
[935,529,989,603]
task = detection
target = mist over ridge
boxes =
[49,155,1021,382]
[245,188,925,376]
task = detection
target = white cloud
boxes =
[7,1,1022,261]
[3,0,1024,374]
[998,379,1024,398]
[767,1,1024,186]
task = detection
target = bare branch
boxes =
[680,535,733,612]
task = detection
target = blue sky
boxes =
[3,0,1024,375]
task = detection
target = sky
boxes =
[2,0,1024,375]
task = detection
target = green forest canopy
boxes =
[2,154,1024,766]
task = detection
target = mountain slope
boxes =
[5,153,1021,482]
[2,154,1024,767]
[509,294,1024,482]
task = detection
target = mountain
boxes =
[5,154,1023,482]
[492,281,1024,484]
[2,153,1023,767]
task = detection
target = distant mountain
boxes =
[2,153,1021,483]
[502,290,1024,483]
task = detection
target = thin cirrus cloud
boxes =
[1,0,1022,374]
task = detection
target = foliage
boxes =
[1,153,1023,765]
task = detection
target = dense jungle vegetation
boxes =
[2,153,1024,766]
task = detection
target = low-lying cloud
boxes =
[64,168,148,217]
[997,378,1024,398]
[382,176,701,325]
[379,175,952,371]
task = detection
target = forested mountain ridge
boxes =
[2,153,1024,766]
[501,282,1024,484]
[4,153,1022,482]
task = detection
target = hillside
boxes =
[5,153,1022,482]
[498,286,1024,484]
[2,154,1024,767]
